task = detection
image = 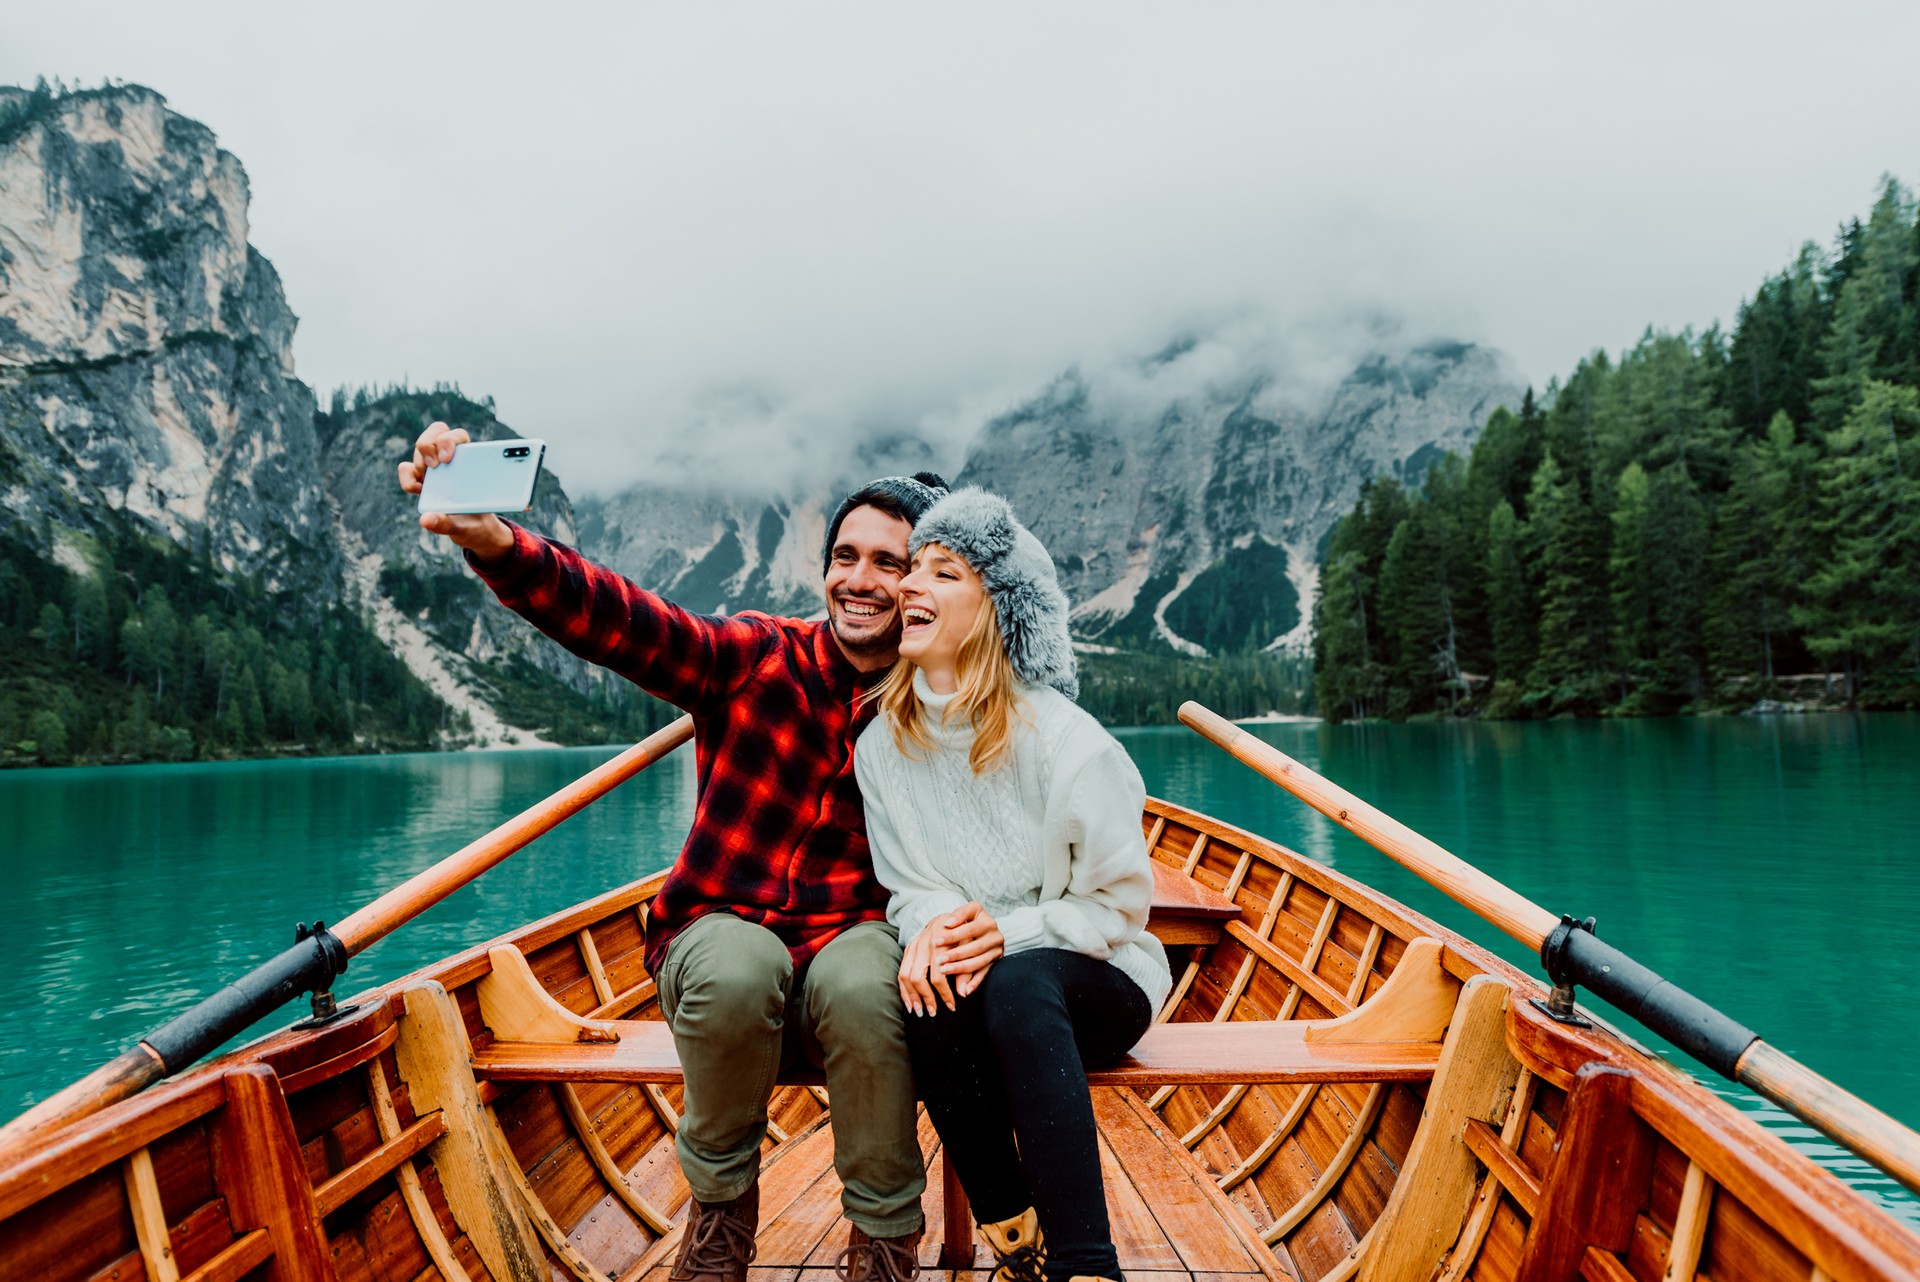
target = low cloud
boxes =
[7,2,1917,500]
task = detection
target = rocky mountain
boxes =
[0,84,627,750]
[586,341,1521,658]
[0,81,1518,761]
[0,84,338,595]
[959,340,1520,655]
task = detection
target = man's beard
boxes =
[831,604,901,659]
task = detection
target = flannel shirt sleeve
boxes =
[466,521,777,712]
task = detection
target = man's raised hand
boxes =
[398,421,515,560]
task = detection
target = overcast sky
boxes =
[7,3,1918,495]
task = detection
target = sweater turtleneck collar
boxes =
[912,666,959,718]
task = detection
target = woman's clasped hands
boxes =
[898,901,1004,1016]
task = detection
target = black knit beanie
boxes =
[820,472,951,572]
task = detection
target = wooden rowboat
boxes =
[3,704,1918,1282]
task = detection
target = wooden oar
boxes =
[0,716,695,1150]
[332,715,694,955]
[1177,700,1920,1198]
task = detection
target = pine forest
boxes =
[1313,178,1920,722]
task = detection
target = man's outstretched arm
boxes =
[400,421,773,712]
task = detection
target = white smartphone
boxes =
[417,439,547,514]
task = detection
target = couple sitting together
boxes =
[401,425,1171,1282]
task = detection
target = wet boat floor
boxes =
[628,1090,1270,1282]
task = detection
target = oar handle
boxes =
[1176,702,1560,948]
[0,716,695,1154]
[1177,700,1920,1198]
[333,715,694,955]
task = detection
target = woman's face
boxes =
[897,543,988,670]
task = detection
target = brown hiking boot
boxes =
[669,1178,760,1282]
[834,1224,924,1282]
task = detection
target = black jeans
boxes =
[905,948,1154,1282]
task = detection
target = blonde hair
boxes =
[867,584,1026,774]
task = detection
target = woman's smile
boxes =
[895,544,983,669]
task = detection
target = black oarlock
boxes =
[1536,912,1761,1079]
[1535,914,1597,1027]
[140,921,351,1073]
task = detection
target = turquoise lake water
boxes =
[1,713,1914,1226]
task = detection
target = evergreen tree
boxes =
[1706,413,1808,691]
[1797,381,1920,696]
[1526,452,1612,712]
[1812,179,1918,432]
[1485,500,1535,694]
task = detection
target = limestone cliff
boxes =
[0,85,336,595]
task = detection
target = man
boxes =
[399,421,946,1282]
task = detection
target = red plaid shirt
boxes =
[471,523,888,974]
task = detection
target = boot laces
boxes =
[670,1204,758,1280]
[835,1234,920,1282]
[992,1243,1045,1282]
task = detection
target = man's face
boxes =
[824,504,912,668]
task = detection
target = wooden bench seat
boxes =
[469,1016,1440,1086]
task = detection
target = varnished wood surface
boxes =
[10,779,1920,1282]
[1151,861,1246,920]
[469,1017,1443,1086]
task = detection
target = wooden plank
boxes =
[1260,1085,1386,1243]
[578,930,617,1007]
[365,1061,475,1282]
[941,1147,972,1269]
[559,1083,676,1233]
[210,1065,330,1282]
[482,1106,610,1282]
[1153,860,1245,920]
[1224,922,1353,1019]
[393,981,548,1282]
[124,1146,183,1282]
[177,1229,272,1282]
[1098,1130,1185,1271]
[1358,977,1521,1282]
[1579,1246,1638,1282]
[589,979,659,1021]
[313,1113,447,1216]
[1464,1120,1541,1217]
[1663,1162,1714,1282]
[1436,1070,1537,1282]
[472,1019,1440,1086]
[1108,1089,1292,1282]
[276,1022,403,1095]
[0,1073,229,1222]
[1514,1065,1656,1282]
[1092,1090,1260,1275]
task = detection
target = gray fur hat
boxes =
[909,488,1079,700]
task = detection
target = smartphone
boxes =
[417,439,547,514]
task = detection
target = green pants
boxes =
[655,912,925,1235]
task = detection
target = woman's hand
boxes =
[936,902,1004,1000]
[898,919,950,1016]
[899,903,1005,1014]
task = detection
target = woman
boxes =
[854,488,1171,1282]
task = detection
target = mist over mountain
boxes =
[0,83,1515,761]
[583,334,1520,657]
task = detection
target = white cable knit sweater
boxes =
[855,670,1172,1012]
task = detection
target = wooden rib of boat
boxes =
[4,714,1919,1282]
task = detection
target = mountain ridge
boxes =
[1,81,1517,760]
